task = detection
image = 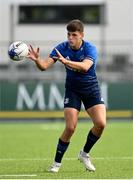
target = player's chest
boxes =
[64,50,85,62]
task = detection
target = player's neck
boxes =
[71,40,83,50]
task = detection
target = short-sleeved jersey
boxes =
[50,40,98,92]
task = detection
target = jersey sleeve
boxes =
[49,48,57,62]
[84,44,97,62]
[49,43,63,62]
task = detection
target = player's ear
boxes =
[80,32,84,39]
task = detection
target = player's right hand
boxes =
[27,45,40,61]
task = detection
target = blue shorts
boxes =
[64,87,104,111]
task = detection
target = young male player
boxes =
[28,19,106,172]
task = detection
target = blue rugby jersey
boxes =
[50,40,98,91]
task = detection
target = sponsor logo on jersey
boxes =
[66,56,70,60]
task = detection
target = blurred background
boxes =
[0,0,133,119]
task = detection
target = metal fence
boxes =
[0,40,133,82]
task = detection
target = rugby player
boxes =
[28,19,106,172]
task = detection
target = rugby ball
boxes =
[8,41,29,61]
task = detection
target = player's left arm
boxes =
[64,58,93,72]
[54,48,93,73]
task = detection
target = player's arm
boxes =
[34,57,55,71]
[54,48,93,72]
[28,45,55,71]
[63,59,93,72]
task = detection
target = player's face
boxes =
[67,31,84,49]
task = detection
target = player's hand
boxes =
[27,45,40,61]
[53,48,67,65]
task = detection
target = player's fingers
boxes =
[27,52,33,58]
[28,48,31,53]
[28,46,32,52]
[37,47,40,54]
[30,44,35,52]
[27,49,35,59]
[27,50,30,55]
[35,47,38,54]
[55,48,60,55]
[28,48,35,58]
[27,47,32,56]
[29,44,33,49]
[55,48,62,56]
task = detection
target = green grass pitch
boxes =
[0,120,133,179]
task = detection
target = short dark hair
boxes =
[66,19,84,32]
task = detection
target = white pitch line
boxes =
[0,174,37,177]
[0,157,133,161]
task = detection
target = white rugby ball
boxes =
[8,41,29,61]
